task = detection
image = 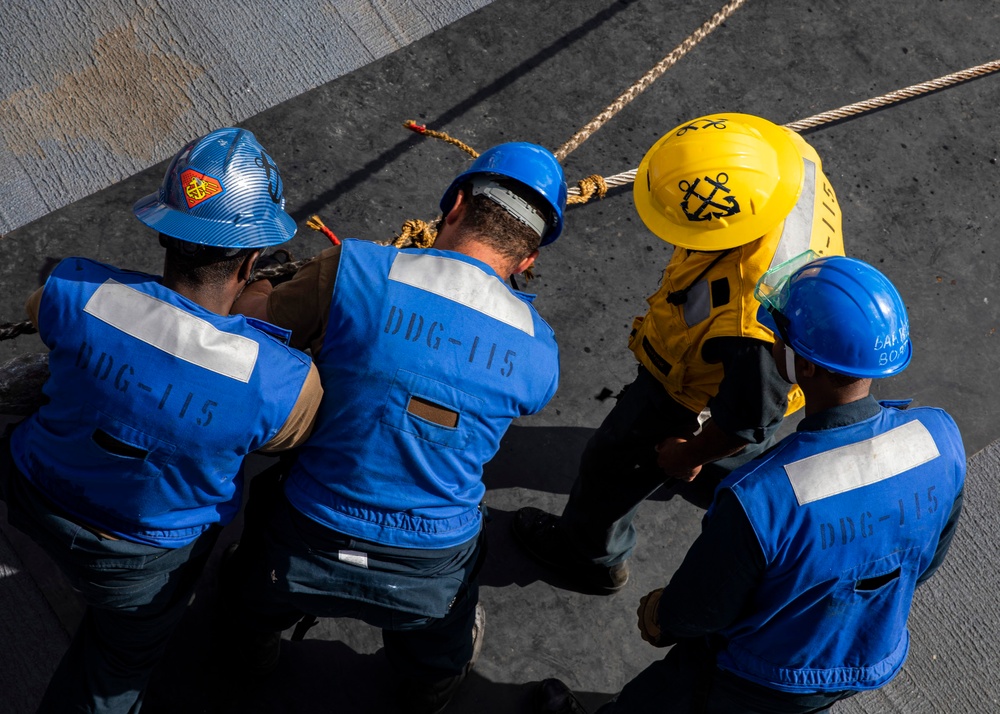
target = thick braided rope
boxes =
[554,0,748,162]
[0,320,36,340]
[783,59,1000,132]
[568,58,1000,199]
[4,61,998,340]
[250,259,309,281]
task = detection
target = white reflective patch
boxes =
[784,420,941,506]
[389,253,534,336]
[83,280,259,383]
[770,158,817,269]
[338,550,369,568]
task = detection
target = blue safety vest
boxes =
[285,240,560,549]
[715,404,964,692]
[10,258,311,547]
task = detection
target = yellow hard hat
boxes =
[633,113,804,250]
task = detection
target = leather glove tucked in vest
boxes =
[636,588,669,647]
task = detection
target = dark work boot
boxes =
[400,603,486,714]
[512,507,629,594]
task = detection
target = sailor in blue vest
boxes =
[223,142,566,713]
[535,256,965,714]
[0,128,323,714]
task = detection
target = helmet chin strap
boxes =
[784,344,798,384]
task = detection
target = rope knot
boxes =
[393,218,438,248]
[567,174,608,205]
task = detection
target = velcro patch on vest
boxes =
[682,280,711,327]
[84,279,259,382]
[784,420,940,506]
[388,253,535,335]
[338,550,369,569]
[407,395,460,428]
[710,278,730,307]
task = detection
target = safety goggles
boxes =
[754,250,820,344]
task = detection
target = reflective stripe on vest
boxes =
[10,258,310,547]
[285,240,559,549]
[785,420,940,505]
[388,252,535,335]
[84,279,260,382]
[717,406,965,692]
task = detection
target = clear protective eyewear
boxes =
[754,250,821,344]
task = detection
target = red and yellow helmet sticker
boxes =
[180,169,223,208]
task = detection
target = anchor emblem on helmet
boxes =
[678,173,740,222]
[180,169,223,209]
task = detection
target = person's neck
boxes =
[162,269,241,316]
[802,382,871,417]
[435,230,516,279]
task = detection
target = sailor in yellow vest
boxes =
[513,113,844,593]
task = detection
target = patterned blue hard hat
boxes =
[756,255,911,378]
[133,128,296,248]
[439,142,568,245]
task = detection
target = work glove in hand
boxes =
[636,588,668,647]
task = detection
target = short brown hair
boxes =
[453,179,549,263]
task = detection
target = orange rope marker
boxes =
[403,121,480,158]
[306,215,341,245]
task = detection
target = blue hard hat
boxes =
[439,142,568,245]
[755,256,912,378]
[133,128,296,249]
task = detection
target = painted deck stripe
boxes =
[83,279,259,382]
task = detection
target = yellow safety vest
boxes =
[628,133,845,417]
